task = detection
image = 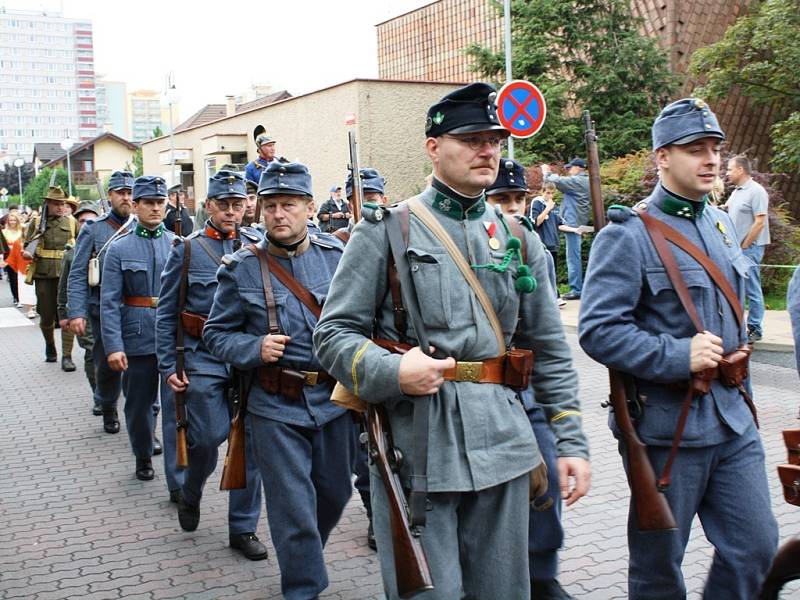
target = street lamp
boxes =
[13,157,24,207]
[60,134,75,195]
[165,75,180,188]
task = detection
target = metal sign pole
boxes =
[504,0,514,159]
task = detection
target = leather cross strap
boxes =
[195,237,223,266]
[248,244,281,335]
[265,254,323,319]
[636,209,750,490]
[638,210,743,328]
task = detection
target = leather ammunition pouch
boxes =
[257,364,335,401]
[778,464,800,506]
[180,310,208,339]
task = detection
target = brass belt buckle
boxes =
[455,361,482,383]
[150,297,159,308]
[302,371,319,386]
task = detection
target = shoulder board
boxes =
[310,233,344,250]
[607,204,638,223]
[185,230,203,240]
[514,214,534,232]
[221,246,253,268]
[362,204,388,223]
[239,226,264,242]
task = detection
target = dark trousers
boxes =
[353,419,372,518]
[249,412,355,600]
[89,304,122,411]
[34,277,58,346]
[122,354,159,460]
[178,374,261,534]
[5,266,18,303]
[527,403,564,581]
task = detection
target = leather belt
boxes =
[257,364,335,400]
[123,296,159,308]
[372,338,532,387]
[35,248,65,259]
[180,310,207,338]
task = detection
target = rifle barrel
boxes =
[583,110,606,232]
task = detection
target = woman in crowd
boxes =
[1,212,24,307]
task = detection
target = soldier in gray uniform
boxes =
[156,170,266,559]
[67,171,135,431]
[101,176,174,481]
[579,98,779,599]
[314,82,591,600]
[204,162,356,599]
[58,201,100,408]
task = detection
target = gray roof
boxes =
[33,143,63,163]
[173,90,292,133]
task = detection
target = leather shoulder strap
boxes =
[248,244,281,335]
[638,210,743,329]
[407,196,506,354]
[332,229,350,244]
[506,216,527,263]
[266,254,322,320]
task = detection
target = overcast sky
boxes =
[3,0,432,120]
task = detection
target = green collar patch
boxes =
[431,192,486,220]
[135,223,166,239]
[662,193,706,220]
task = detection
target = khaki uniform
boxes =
[24,212,76,357]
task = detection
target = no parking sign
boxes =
[496,80,547,139]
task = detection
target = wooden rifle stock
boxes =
[609,369,677,531]
[366,404,433,598]
[759,538,800,600]
[219,410,246,490]
[220,370,249,490]
[583,110,606,231]
[174,348,189,469]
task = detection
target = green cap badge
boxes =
[432,112,445,125]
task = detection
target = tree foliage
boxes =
[466,0,676,163]
[22,167,70,208]
[132,148,143,177]
[0,161,35,196]
[690,0,800,172]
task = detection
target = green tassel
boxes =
[506,236,521,251]
[515,275,536,293]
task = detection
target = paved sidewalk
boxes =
[1,283,799,599]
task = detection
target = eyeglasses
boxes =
[444,134,508,151]
[212,200,245,211]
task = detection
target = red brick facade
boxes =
[376,0,799,215]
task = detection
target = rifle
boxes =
[347,131,363,224]
[583,110,606,230]
[174,184,183,238]
[608,370,677,530]
[584,109,676,531]
[23,170,56,257]
[220,368,251,490]
[366,404,434,598]
[174,238,191,470]
[96,180,109,215]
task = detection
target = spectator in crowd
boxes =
[788,267,800,377]
[5,228,36,317]
[317,185,351,233]
[709,176,726,205]
[164,184,194,235]
[2,211,25,306]
[725,155,770,343]
[541,159,590,300]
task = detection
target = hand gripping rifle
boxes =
[584,110,676,531]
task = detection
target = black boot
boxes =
[531,579,576,600]
[135,457,154,481]
[61,356,76,372]
[102,409,120,434]
[153,434,163,456]
[43,327,57,362]
[229,533,268,561]
[177,497,200,532]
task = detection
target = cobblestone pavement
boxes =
[1,286,798,599]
